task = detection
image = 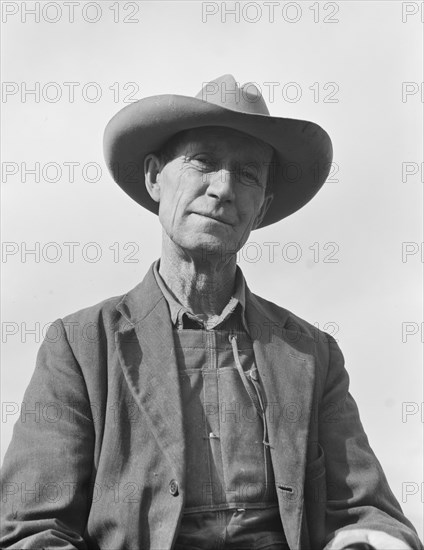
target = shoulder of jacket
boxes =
[250,291,327,342]
[59,292,128,334]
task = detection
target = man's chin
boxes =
[184,238,241,262]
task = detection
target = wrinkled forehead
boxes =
[175,126,274,159]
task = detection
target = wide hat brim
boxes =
[103,94,333,228]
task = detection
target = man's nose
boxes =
[206,168,236,202]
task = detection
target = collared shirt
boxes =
[153,259,250,333]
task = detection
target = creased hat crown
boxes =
[196,74,270,116]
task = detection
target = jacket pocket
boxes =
[304,443,326,549]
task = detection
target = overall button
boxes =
[249,367,259,381]
[169,479,179,496]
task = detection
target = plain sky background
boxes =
[1,0,423,537]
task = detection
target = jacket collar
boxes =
[115,261,165,326]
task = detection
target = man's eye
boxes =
[240,169,260,185]
[191,156,215,168]
[241,170,257,181]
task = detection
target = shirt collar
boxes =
[153,259,249,333]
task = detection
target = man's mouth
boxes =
[194,212,233,226]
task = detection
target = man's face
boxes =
[146,126,273,260]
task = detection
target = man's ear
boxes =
[144,153,162,203]
[253,193,273,229]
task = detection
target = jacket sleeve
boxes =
[0,320,95,549]
[320,336,423,550]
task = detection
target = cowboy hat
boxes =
[103,74,333,228]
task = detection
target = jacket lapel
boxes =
[246,290,316,550]
[114,264,186,485]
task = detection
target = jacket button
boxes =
[169,479,179,496]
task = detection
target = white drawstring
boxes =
[229,333,271,490]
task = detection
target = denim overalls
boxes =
[154,263,288,550]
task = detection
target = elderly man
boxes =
[1,75,422,550]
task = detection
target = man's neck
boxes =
[158,235,237,318]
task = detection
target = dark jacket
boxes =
[1,264,422,550]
